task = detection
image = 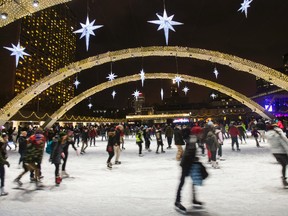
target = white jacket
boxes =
[266,127,288,154]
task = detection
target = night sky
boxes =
[1,0,288,112]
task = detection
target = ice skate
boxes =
[61,171,69,178]
[174,202,186,214]
[107,162,112,169]
[139,154,144,157]
[13,178,23,187]
[282,177,288,188]
[193,199,203,206]
[0,187,8,196]
[115,161,121,165]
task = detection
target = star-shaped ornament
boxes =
[106,72,117,81]
[173,76,182,87]
[74,78,80,89]
[238,0,253,18]
[88,103,93,109]
[4,42,30,67]
[182,86,189,95]
[148,9,183,45]
[139,69,145,87]
[210,93,217,99]
[73,16,103,51]
[160,88,164,100]
[112,90,116,99]
[132,90,141,101]
[213,67,219,79]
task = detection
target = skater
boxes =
[251,127,261,147]
[215,125,224,160]
[18,131,28,167]
[155,125,165,154]
[144,127,152,152]
[89,126,97,147]
[266,122,288,188]
[165,124,174,149]
[80,127,89,154]
[136,127,144,156]
[50,132,66,186]
[237,123,247,144]
[205,124,220,169]
[0,134,10,196]
[114,126,122,164]
[229,122,240,151]
[61,129,78,178]
[256,119,266,142]
[106,128,116,169]
[14,128,46,188]
[175,127,203,213]
[73,126,80,147]
[174,125,185,161]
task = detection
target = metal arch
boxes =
[1,46,286,126]
[0,0,71,28]
[43,73,272,128]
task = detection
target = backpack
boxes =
[45,140,53,154]
[205,134,214,146]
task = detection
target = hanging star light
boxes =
[182,86,189,95]
[213,67,219,79]
[173,75,182,87]
[74,78,80,89]
[139,69,145,87]
[210,93,217,99]
[238,0,253,18]
[160,88,164,100]
[132,90,141,101]
[112,90,116,99]
[106,72,117,81]
[148,9,183,45]
[4,42,30,67]
[88,103,93,109]
[73,16,103,51]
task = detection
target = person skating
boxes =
[14,128,46,189]
[106,128,116,169]
[0,134,10,196]
[114,126,122,164]
[266,122,288,188]
[228,122,240,151]
[80,127,89,154]
[18,131,27,168]
[155,125,165,154]
[251,127,261,147]
[215,125,224,160]
[174,125,185,161]
[144,127,152,152]
[175,127,203,213]
[206,124,220,169]
[165,124,174,149]
[136,126,144,157]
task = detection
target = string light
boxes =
[32,0,39,7]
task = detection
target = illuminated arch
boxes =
[1,46,286,126]
[44,73,272,128]
[0,0,71,28]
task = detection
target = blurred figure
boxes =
[165,124,174,149]
[256,119,266,142]
[229,122,240,151]
[0,134,10,196]
[155,125,165,154]
[251,127,261,147]
[18,131,27,168]
[174,125,185,161]
[136,126,144,157]
[114,126,122,164]
[266,122,288,188]
[106,128,116,169]
[80,127,89,154]
[144,127,152,152]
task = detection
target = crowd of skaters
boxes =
[0,117,287,213]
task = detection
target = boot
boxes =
[0,187,8,196]
[282,177,288,187]
[107,162,112,169]
[55,176,62,186]
[174,201,186,213]
[212,161,220,169]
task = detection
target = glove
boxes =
[61,152,65,159]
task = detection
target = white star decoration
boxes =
[4,42,30,67]
[74,78,80,89]
[213,67,219,79]
[112,90,116,99]
[182,86,189,95]
[210,93,217,99]
[106,72,117,81]
[173,76,182,87]
[132,90,141,101]
[148,9,183,45]
[160,88,164,100]
[238,0,253,18]
[88,103,93,109]
[73,16,103,51]
[139,69,145,87]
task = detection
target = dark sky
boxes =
[65,0,288,110]
[1,0,288,112]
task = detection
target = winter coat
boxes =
[229,126,239,138]
[107,131,116,152]
[50,137,64,164]
[18,135,27,154]
[24,133,45,164]
[180,145,196,176]
[81,130,89,142]
[215,129,223,145]
[155,129,163,145]
[266,127,288,155]
[174,127,185,146]
[136,130,143,144]
[0,139,9,166]
[165,126,174,138]
[206,131,219,151]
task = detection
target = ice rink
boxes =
[0,134,287,216]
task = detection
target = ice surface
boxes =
[0,135,287,216]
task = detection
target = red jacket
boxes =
[229,126,239,138]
